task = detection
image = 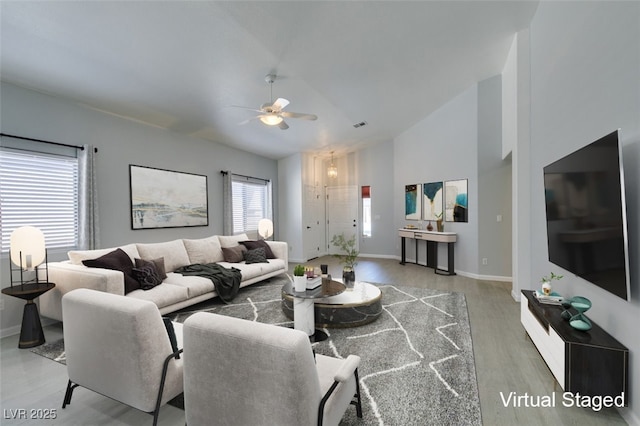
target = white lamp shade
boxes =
[258,218,274,239]
[10,226,46,270]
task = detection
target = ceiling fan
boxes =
[235,74,318,130]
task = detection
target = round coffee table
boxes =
[282,280,382,333]
[281,279,346,341]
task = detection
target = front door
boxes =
[326,185,358,254]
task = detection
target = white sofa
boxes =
[39,233,288,321]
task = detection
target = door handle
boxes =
[307,226,311,229]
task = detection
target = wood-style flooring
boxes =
[0,256,627,425]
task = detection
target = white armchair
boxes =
[183,312,363,426]
[61,288,184,425]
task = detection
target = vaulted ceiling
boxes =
[1,1,538,160]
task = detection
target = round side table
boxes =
[2,282,55,348]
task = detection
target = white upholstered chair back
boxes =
[183,312,325,426]
[62,288,183,413]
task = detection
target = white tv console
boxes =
[520,290,628,402]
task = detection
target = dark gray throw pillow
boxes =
[244,247,268,264]
[135,257,167,281]
[239,240,275,259]
[83,248,140,294]
[132,264,162,290]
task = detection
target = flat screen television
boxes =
[543,130,631,301]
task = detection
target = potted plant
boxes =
[331,233,359,287]
[293,264,307,292]
[540,271,563,295]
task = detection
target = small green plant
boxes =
[331,233,359,270]
[541,272,563,283]
[293,264,306,277]
[435,212,443,220]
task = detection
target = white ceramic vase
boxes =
[294,276,307,292]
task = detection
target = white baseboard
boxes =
[358,253,398,260]
[0,324,21,339]
[1,317,58,339]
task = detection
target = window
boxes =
[0,148,79,251]
[231,175,271,235]
[362,185,371,237]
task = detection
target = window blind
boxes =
[0,149,79,251]
[231,179,269,234]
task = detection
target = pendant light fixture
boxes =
[327,151,338,179]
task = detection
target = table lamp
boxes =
[9,226,47,286]
[258,218,273,240]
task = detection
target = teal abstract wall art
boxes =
[445,179,468,222]
[405,184,421,220]
[422,181,443,221]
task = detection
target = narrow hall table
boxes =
[398,228,457,275]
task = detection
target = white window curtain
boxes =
[222,171,272,237]
[78,144,99,250]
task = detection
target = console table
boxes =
[520,290,628,403]
[398,228,457,275]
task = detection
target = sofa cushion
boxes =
[244,248,268,264]
[82,248,140,294]
[135,258,168,281]
[240,240,275,259]
[68,244,140,265]
[127,283,189,309]
[218,233,249,248]
[183,236,224,264]
[163,273,215,298]
[221,245,247,263]
[136,240,190,273]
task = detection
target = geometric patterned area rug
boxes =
[31,278,482,425]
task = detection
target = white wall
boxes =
[0,81,279,335]
[526,2,640,423]
[394,84,480,276]
[277,153,304,263]
[477,75,512,279]
[355,140,396,257]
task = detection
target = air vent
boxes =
[353,121,367,128]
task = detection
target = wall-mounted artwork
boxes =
[422,181,443,221]
[405,184,421,220]
[445,179,468,222]
[130,165,208,229]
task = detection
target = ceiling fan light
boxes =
[259,114,283,126]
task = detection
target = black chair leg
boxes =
[353,369,363,418]
[62,380,79,408]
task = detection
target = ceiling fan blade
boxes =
[230,105,264,113]
[272,98,290,111]
[278,120,289,130]
[280,111,318,120]
[238,116,260,125]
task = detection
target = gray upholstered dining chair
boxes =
[61,288,184,425]
[182,312,363,426]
